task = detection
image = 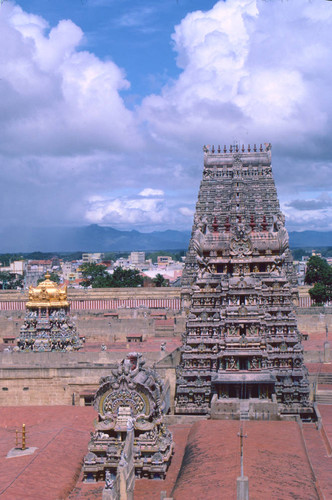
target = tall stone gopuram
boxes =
[176,144,313,420]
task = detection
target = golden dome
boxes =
[26,272,69,309]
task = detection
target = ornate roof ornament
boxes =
[26,272,68,309]
[83,353,173,482]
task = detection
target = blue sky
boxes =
[0,0,332,237]
[16,0,218,102]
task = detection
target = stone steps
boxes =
[315,391,332,404]
[240,401,250,420]
[317,373,332,384]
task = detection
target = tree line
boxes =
[80,264,168,288]
[305,255,332,305]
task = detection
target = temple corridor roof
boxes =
[1,407,332,499]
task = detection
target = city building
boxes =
[82,253,105,264]
[157,256,173,268]
[0,260,26,275]
[130,251,146,265]
[293,259,307,286]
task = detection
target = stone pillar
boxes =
[324,341,330,364]
[309,381,316,403]
[237,476,249,500]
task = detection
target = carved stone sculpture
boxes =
[83,353,173,482]
[177,144,313,420]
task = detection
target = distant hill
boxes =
[288,231,332,248]
[0,225,330,253]
[0,225,192,252]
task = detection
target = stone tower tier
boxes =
[177,144,313,421]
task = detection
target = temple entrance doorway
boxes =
[216,383,273,400]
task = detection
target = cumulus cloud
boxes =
[287,193,332,212]
[282,203,332,232]
[0,0,332,236]
[281,193,332,232]
[140,0,332,146]
[84,189,195,230]
[139,188,164,197]
[179,207,194,217]
[0,2,141,156]
[138,0,332,230]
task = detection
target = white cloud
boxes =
[281,202,332,232]
[0,2,141,156]
[179,207,194,217]
[85,192,168,227]
[84,190,195,230]
[282,193,332,232]
[139,188,164,197]
[1,0,332,236]
[140,0,332,146]
[137,0,332,231]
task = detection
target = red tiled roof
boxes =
[1,409,331,500]
[28,260,52,265]
[171,420,319,500]
[155,319,174,326]
[0,406,95,500]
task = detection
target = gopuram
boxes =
[176,143,313,420]
[83,353,174,482]
[16,273,82,351]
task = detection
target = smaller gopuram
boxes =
[16,273,82,351]
[83,353,173,482]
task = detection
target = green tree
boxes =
[305,255,332,305]
[0,272,23,289]
[0,254,23,266]
[37,272,60,285]
[108,267,143,288]
[80,263,108,287]
[308,282,328,305]
[80,264,143,288]
[153,273,169,287]
[305,255,332,285]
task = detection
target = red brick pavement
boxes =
[134,424,192,500]
[307,363,332,374]
[318,405,332,450]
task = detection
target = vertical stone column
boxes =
[237,476,249,500]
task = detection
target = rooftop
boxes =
[1,407,331,500]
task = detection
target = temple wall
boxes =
[0,351,166,406]
[0,289,330,344]
[297,307,332,334]
[0,288,185,342]
[0,288,330,407]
